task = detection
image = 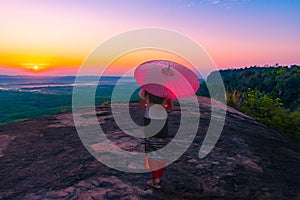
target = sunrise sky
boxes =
[0,0,299,76]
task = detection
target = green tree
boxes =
[241,89,300,145]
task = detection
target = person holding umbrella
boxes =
[139,88,173,189]
[134,60,200,189]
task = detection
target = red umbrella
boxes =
[134,60,200,99]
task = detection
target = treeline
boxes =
[199,65,300,145]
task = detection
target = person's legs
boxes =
[147,159,167,188]
[144,117,168,189]
[152,167,166,179]
[150,159,166,178]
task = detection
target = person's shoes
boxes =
[147,179,161,189]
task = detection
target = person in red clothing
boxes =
[139,89,173,189]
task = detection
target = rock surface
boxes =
[0,96,299,199]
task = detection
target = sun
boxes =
[22,63,48,72]
[33,65,39,71]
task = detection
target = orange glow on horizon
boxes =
[101,49,201,77]
[23,64,46,73]
[1,49,211,76]
[0,52,84,75]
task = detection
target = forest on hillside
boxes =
[198,65,300,145]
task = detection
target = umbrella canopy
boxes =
[134,60,200,99]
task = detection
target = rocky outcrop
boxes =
[0,97,299,199]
